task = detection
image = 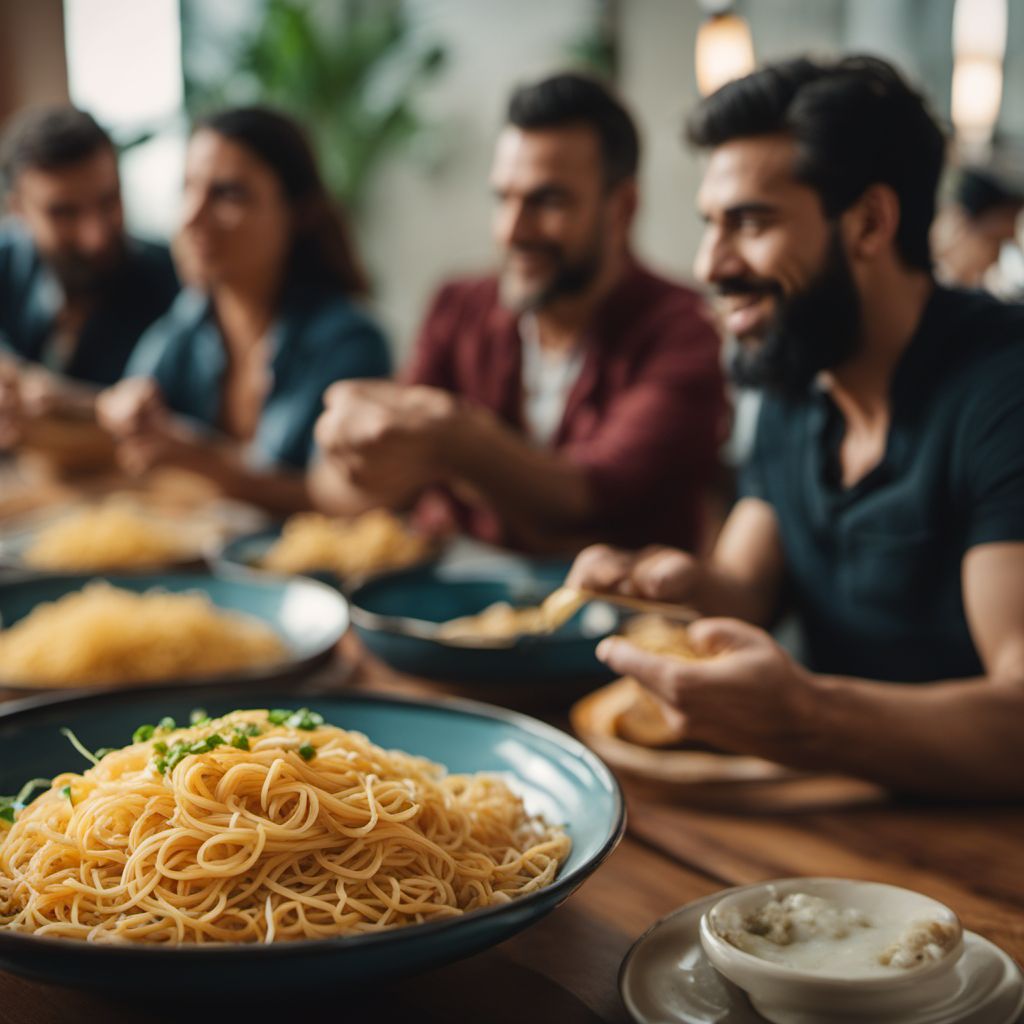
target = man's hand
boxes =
[567,543,701,602]
[315,380,459,492]
[596,618,821,766]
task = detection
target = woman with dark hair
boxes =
[97,106,389,513]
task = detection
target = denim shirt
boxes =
[0,223,178,386]
[125,285,391,470]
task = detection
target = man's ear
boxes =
[611,177,639,232]
[842,183,900,261]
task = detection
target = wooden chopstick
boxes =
[578,588,700,623]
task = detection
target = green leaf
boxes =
[298,743,316,761]
[132,724,155,744]
[286,708,323,731]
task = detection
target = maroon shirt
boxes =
[405,259,727,552]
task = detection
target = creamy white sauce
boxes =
[714,893,957,976]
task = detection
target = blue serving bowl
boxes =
[0,572,348,690]
[348,563,621,685]
[0,686,624,994]
[215,525,439,590]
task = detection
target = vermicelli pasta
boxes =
[0,710,571,944]
[262,510,431,577]
[22,504,189,571]
[0,584,287,687]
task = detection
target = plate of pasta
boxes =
[0,572,347,690]
[348,563,622,685]
[217,509,438,587]
[0,688,623,993]
[0,498,232,574]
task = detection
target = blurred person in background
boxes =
[932,167,1023,293]
[312,72,727,555]
[98,107,390,514]
[0,107,178,442]
[569,56,1024,799]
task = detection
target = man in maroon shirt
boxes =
[312,72,726,554]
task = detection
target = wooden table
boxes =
[0,441,1021,1020]
[1,639,1021,1024]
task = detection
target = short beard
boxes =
[49,241,125,297]
[499,231,603,314]
[731,231,863,399]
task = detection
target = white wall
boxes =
[359,0,594,357]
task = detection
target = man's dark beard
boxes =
[501,232,603,313]
[48,241,126,297]
[727,232,863,399]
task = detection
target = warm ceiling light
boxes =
[695,12,755,97]
[951,0,1007,146]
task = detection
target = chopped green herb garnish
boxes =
[238,722,261,736]
[132,724,155,744]
[157,717,176,732]
[267,709,292,725]
[230,731,250,751]
[59,727,100,767]
[286,708,323,731]
[188,733,225,755]
[0,778,52,824]
[61,784,73,804]
[189,708,210,726]
[298,743,316,761]
[152,741,168,755]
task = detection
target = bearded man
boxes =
[311,72,726,555]
[0,107,177,435]
[569,56,1024,798]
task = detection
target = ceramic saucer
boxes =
[619,890,1024,1024]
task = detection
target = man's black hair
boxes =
[506,72,640,187]
[687,56,946,271]
[956,167,1024,219]
[0,106,113,192]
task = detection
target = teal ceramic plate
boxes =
[0,686,624,994]
[215,525,442,590]
[0,572,348,690]
[349,563,621,685]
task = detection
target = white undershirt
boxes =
[519,312,586,446]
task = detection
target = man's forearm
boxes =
[801,672,1024,798]
[442,407,595,538]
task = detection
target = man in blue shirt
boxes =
[0,106,177,438]
[569,56,1024,799]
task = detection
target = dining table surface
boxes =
[0,460,1021,1023]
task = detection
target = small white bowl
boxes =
[699,877,964,1024]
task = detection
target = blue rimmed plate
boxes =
[0,686,624,994]
[0,572,347,691]
[349,563,621,685]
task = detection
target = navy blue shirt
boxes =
[0,223,178,386]
[125,285,391,470]
[743,287,1024,682]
